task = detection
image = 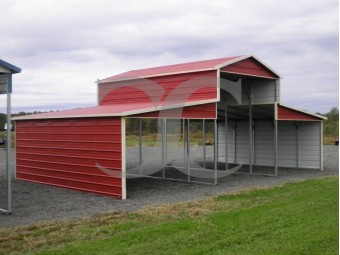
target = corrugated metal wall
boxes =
[297,121,322,169]
[277,121,297,167]
[241,79,279,105]
[98,70,217,106]
[277,105,321,120]
[16,117,124,198]
[217,120,236,163]
[221,57,278,79]
[217,120,321,169]
[278,121,321,168]
[254,120,275,166]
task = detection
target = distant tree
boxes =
[0,113,6,130]
[323,107,339,137]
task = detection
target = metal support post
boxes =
[203,119,206,168]
[233,121,236,163]
[214,119,218,184]
[183,119,186,166]
[161,119,166,178]
[320,121,323,171]
[6,87,12,214]
[164,118,167,169]
[296,121,299,168]
[139,118,143,175]
[249,102,253,174]
[225,103,228,171]
[274,119,278,176]
[186,119,190,181]
[1,75,12,214]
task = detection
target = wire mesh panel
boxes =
[125,118,219,184]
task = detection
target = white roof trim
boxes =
[278,103,327,120]
[220,71,277,80]
[13,99,218,121]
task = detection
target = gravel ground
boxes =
[0,145,338,229]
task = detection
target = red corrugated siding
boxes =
[221,57,277,78]
[99,70,217,106]
[16,117,123,198]
[131,103,216,119]
[277,105,321,121]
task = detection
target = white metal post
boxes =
[249,103,253,174]
[183,119,186,166]
[214,119,218,184]
[274,119,278,176]
[233,121,236,164]
[187,119,190,181]
[203,119,206,169]
[320,121,323,171]
[139,118,143,175]
[121,117,127,199]
[161,119,166,178]
[225,103,228,171]
[6,76,12,213]
[296,121,299,168]
[164,118,167,170]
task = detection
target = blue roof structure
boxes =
[0,59,21,74]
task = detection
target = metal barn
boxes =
[14,55,326,199]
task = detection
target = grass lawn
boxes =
[0,177,338,255]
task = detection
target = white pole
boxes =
[225,103,228,170]
[139,118,142,175]
[6,75,12,214]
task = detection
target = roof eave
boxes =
[0,59,21,74]
[278,103,327,120]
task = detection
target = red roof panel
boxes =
[277,104,326,121]
[100,56,242,82]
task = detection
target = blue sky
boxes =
[0,0,338,114]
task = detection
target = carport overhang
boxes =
[217,101,325,177]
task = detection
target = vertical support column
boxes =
[164,118,167,173]
[6,75,12,213]
[139,118,143,176]
[249,103,253,174]
[186,119,190,181]
[274,119,278,176]
[296,121,299,168]
[203,119,206,169]
[233,121,236,164]
[121,117,127,200]
[183,119,186,167]
[320,121,323,171]
[214,119,218,184]
[225,103,228,171]
[161,118,166,178]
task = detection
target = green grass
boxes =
[0,177,338,255]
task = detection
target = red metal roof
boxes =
[100,56,243,83]
[277,104,326,121]
[13,100,218,120]
[13,103,155,120]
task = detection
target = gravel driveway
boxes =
[0,145,338,229]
